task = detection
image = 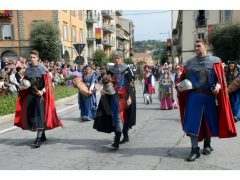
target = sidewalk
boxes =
[0,94,78,126]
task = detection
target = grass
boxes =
[0,85,78,116]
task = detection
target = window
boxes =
[0,24,14,40]
[78,10,83,20]
[72,27,76,43]
[198,33,205,39]
[224,10,232,23]
[79,29,83,43]
[63,23,68,41]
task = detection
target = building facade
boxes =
[132,53,153,65]
[173,10,240,63]
[116,16,134,59]
[0,10,134,65]
[0,10,85,64]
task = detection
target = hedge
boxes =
[0,86,78,116]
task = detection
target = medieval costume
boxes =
[159,64,174,110]
[178,55,237,161]
[226,62,240,122]
[143,66,155,104]
[78,67,97,121]
[93,63,136,150]
[172,65,183,108]
[14,63,63,148]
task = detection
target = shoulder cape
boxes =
[178,60,237,141]
[14,73,63,130]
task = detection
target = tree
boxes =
[93,49,107,67]
[124,57,134,64]
[30,21,61,61]
[212,24,240,64]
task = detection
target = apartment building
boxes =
[0,10,85,64]
[83,10,103,64]
[116,16,134,59]
[173,10,240,63]
[101,10,116,57]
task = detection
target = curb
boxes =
[0,93,78,126]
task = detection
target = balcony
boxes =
[101,10,114,19]
[195,17,207,28]
[116,20,122,28]
[102,39,115,47]
[0,10,13,17]
[86,32,95,42]
[86,14,98,24]
[117,41,124,50]
[116,31,124,39]
[102,24,115,33]
[115,10,123,16]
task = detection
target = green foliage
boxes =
[134,40,166,53]
[108,51,116,63]
[93,49,107,67]
[124,58,134,64]
[135,40,167,65]
[212,24,240,64]
[30,21,61,61]
[0,86,78,116]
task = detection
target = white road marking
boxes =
[0,103,78,135]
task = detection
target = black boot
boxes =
[31,138,41,148]
[186,147,200,162]
[120,130,129,144]
[41,131,47,142]
[202,138,213,155]
[111,132,121,150]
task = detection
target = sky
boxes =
[123,10,172,42]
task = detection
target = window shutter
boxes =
[0,25,2,40]
[11,24,14,40]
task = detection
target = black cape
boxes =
[93,66,136,133]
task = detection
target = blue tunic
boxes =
[227,71,240,121]
[183,55,220,136]
[79,73,97,121]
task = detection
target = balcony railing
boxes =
[116,31,124,39]
[86,14,98,23]
[195,18,207,28]
[102,39,115,47]
[101,10,114,19]
[102,24,115,33]
[87,32,95,41]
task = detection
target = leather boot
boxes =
[111,132,122,150]
[186,147,200,162]
[41,131,47,142]
[202,138,213,155]
[120,130,129,144]
[31,138,41,148]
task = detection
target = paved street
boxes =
[0,84,240,170]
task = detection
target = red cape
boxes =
[178,61,237,141]
[14,73,63,130]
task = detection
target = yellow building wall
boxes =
[59,10,85,60]
[23,10,54,46]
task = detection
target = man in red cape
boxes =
[14,50,63,148]
[177,39,237,161]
